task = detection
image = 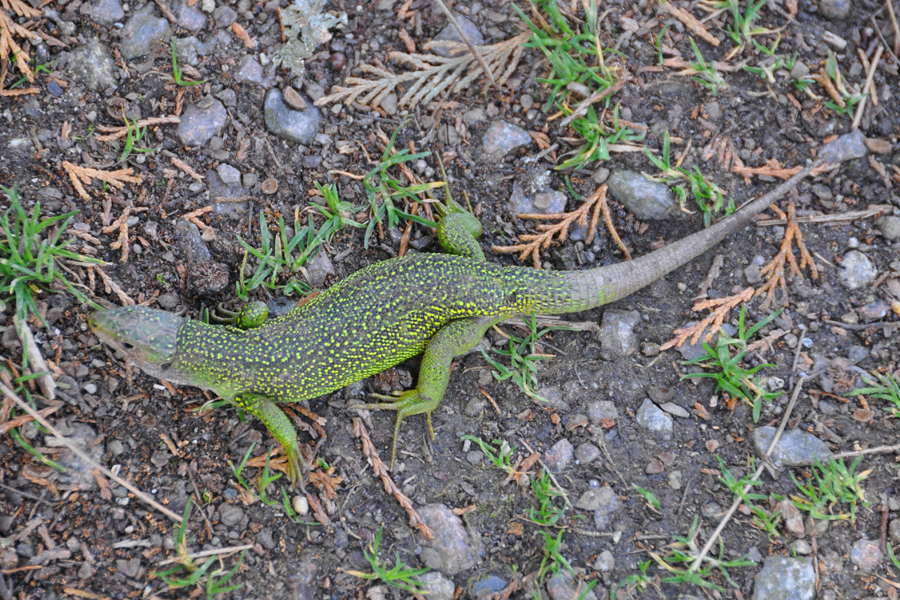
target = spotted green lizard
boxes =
[89,146,854,488]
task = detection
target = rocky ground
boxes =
[0,0,899,598]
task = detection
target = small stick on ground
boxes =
[688,378,806,575]
[92,266,135,305]
[519,439,572,509]
[157,544,253,567]
[833,443,900,459]
[886,0,900,56]
[432,0,496,91]
[94,115,180,141]
[0,379,182,523]
[14,317,57,400]
[851,44,883,130]
[351,417,435,539]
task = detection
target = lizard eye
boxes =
[122,342,135,350]
[159,362,172,370]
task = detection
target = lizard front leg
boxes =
[367,315,500,468]
[231,392,306,491]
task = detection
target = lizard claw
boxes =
[284,446,307,493]
[366,389,437,468]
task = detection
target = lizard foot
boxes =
[283,444,307,493]
[366,390,438,469]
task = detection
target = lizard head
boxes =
[89,306,182,378]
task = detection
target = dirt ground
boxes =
[1,0,899,598]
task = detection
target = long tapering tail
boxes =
[521,156,833,315]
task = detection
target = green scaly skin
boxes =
[89,154,843,488]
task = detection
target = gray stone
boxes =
[587,400,617,424]
[67,38,116,91]
[598,309,640,358]
[857,299,889,321]
[753,427,832,467]
[150,450,170,467]
[752,556,815,600]
[587,488,620,530]
[463,108,486,124]
[790,61,810,80]
[218,504,243,527]
[607,170,677,220]
[305,252,335,287]
[432,14,484,58]
[174,36,201,67]
[839,251,877,289]
[379,93,399,116]
[177,98,227,147]
[593,550,614,572]
[532,190,567,213]
[575,442,600,464]
[213,5,238,28]
[820,130,868,163]
[880,215,900,241]
[264,89,323,145]
[546,570,598,600]
[481,121,531,158]
[157,293,179,309]
[234,56,274,88]
[818,0,851,20]
[849,539,883,572]
[175,220,229,294]
[119,4,172,60]
[174,0,207,31]
[416,571,455,600]
[660,402,689,418]
[890,519,900,543]
[543,438,573,472]
[471,575,506,600]
[635,399,673,440]
[418,504,476,575]
[667,470,682,490]
[217,164,242,186]
[92,0,124,23]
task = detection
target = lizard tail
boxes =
[518,157,827,315]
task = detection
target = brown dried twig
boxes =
[92,265,135,305]
[94,116,180,142]
[493,185,629,269]
[662,1,720,47]
[0,0,40,83]
[100,206,132,264]
[660,287,754,351]
[315,32,527,111]
[351,417,435,540]
[731,156,835,184]
[756,200,818,309]
[62,161,142,202]
[14,317,57,400]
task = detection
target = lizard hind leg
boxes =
[366,315,500,468]
[231,392,306,491]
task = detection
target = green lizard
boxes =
[89,140,858,488]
